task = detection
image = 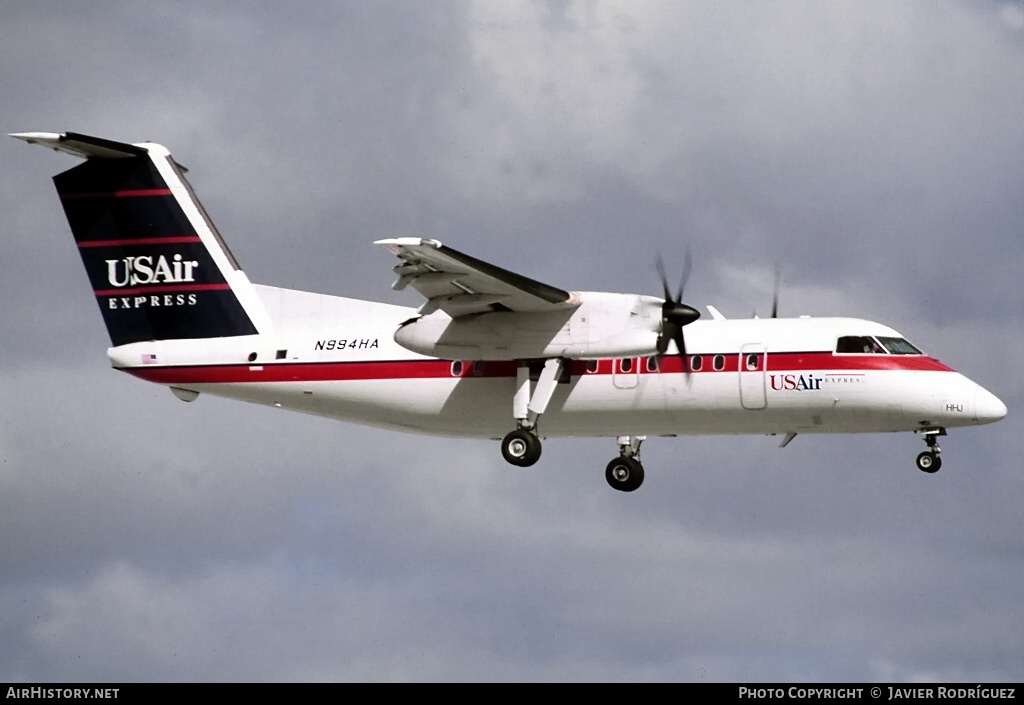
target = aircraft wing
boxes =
[375,238,579,317]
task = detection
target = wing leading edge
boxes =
[375,238,579,317]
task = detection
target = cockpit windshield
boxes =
[876,336,922,355]
[835,335,922,355]
[836,336,885,354]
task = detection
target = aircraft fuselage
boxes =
[106,286,1005,440]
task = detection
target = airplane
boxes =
[12,131,1007,492]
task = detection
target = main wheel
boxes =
[501,430,542,467]
[605,456,645,492]
[916,451,941,473]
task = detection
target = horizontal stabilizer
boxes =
[10,132,149,159]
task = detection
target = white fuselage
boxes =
[106,285,1006,440]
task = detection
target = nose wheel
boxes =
[916,451,941,473]
[915,427,945,474]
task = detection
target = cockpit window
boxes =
[876,336,922,355]
[836,336,885,354]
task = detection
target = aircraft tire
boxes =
[916,451,941,473]
[605,456,644,492]
[501,430,541,467]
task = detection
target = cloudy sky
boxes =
[2,1,1022,682]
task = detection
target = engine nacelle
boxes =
[394,292,664,360]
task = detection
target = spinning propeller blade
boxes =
[754,266,782,319]
[771,266,781,319]
[655,250,700,372]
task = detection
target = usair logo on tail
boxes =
[102,254,203,310]
[105,254,200,287]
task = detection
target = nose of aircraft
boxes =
[974,384,1008,425]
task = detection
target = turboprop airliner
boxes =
[12,131,1007,492]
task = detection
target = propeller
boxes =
[655,251,700,370]
[753,266,782,319]
[770,266,781,319]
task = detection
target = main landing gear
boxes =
[497,360,648,492]
[501,429,542,467]
[500,359,565,468]
[915,427,946,473]
[605,436,646,492]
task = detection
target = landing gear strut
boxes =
[499,359,565,467]
[605,436,646,492]
[916,427,945,473]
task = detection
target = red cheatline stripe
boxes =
[760,352,952,373]
[121,353,955,386]
[126,360,459,385]
[612,352,952,375]
[77,236,202,248]
[94,283,231,296]
[60,189,173,199]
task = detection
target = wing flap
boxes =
[376,238,578,316]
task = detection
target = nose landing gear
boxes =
[915,427,946,473]
[916,451,941,473]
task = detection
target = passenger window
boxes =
[450,360,463,376]
[472,360,486,376]
[646,356,659,373]
[691,355,703,371]
[586,359,599,374]
[713,354,725,371]
[745,354,758,371]
[836,336,885,354]
[619,358,633,373]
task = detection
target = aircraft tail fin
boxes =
[11,131,269,346]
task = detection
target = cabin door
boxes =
[612,357,639,389]
[739,343,767,410]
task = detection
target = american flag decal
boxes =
[141,353,158,364]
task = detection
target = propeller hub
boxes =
[663,301,700,327]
